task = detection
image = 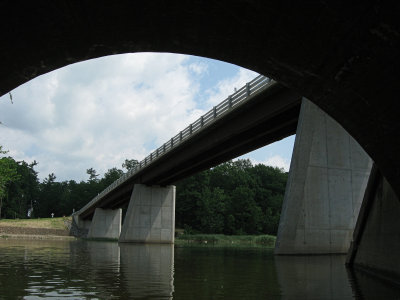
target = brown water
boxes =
[0,239,398,299]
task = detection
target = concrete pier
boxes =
[119,184,175,243]
[87,208,122,239]
[347,165,400,282]
[275,98,372,254]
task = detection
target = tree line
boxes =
[0,148,287,235]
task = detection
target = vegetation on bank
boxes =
[0,146,288,237]
[176,234,276,247]
[176,159,287,235]
[0,217,70,230]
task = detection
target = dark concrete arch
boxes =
[2,2,400,195]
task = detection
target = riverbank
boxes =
[175,233,276,248]
[0,218,276,247]
[0,217,74,240]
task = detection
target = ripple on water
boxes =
[0,239,399,299]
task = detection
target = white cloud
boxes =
[249,155,291,171]
[204,68,259,106]
[0,53,270,182]
[1,53,262,182]
[0,53,211,181]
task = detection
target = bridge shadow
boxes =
[274,254,400,299]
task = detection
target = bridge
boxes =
[73,72,372,257]
[2,1,400,287]
[75,76,302,221]
[74,76,304,243]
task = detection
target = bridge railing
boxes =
[77,74,274,215]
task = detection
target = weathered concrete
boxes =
[347,165,400,283]
[87,208,122,239]
[73,216,91,230]
[119,184,175,243]
[275,98,372,254]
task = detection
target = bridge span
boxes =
[76,76,302,221]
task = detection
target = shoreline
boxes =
[0,234,76,241]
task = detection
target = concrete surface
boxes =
[350,170,400,282]
[1,3,400,199]
[275,98,372,254]
[87,208,122,239]
[119,184,175,243]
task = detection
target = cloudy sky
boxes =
[0,53,294,182]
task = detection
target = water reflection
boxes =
[120,243,174,299]
[348,267,400,299]
[173,247,281,299]
[0,239,174,299]
[0,239,399,299]
[275,255,354,299]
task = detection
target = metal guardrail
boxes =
[76,75,273,215]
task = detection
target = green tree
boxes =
[0,147,20,218]
[122,159,139,171]
[6,160,39,218]
[86,168,99,182]
[101,167,124,187]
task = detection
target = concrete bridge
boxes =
[74,75,303,242]
[75,76,301,219]
[2,1,400,286]
[73,74,372,256]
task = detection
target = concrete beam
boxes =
[275,98,372,254]
[119,184,175,244]
[87,208,122,239]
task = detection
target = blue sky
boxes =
[0,53,294,181]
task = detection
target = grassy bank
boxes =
[176,234,276,248]
[0,217,70,230]
[0,217,73,240]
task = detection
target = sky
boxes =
[0,53,295,182]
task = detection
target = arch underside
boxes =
[2,2,400,196]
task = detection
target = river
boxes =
[0,239,398,299]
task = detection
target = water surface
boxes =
[0,239,398,299]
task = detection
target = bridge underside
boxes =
[2,2,400,197]
[79,84,301,220]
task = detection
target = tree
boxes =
[86,168,99,182]
[122,159,139,172]
[176,159,288,235]
[6,160,39,219]
[0,147,20,218]
[101,167,124,187]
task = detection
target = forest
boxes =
[0,147,288,235]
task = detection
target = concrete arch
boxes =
[2,2,400,196]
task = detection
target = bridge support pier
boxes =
[275,98,372,254]
[87,208,122,239]
[347,165,400,282]
[119,184,175,244]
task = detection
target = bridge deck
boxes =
[77,76,302,220]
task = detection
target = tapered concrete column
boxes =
[119,184,176,244]
[87,208,122,239]
[347,165,400,282]
[275,98,372,254]
[73,215,92,230]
